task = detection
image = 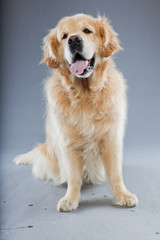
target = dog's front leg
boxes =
[57,149,83,212]
[101,139,138,207]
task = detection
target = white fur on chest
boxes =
[47,107,106,185]
[82,143,106,184]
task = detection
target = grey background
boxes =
[0,0,160,240]
[1,0,160,152]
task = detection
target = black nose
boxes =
[68,35,82,45]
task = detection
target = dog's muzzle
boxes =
[67,35,95,76]
[68,35,83,54]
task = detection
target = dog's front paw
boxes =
[57,197,79,212]
[114,191,138,207]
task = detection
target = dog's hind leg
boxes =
[14,143,61,182]
[13,150,35,165]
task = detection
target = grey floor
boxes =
[0,147,160,240]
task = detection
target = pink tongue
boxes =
[70,60,88,75]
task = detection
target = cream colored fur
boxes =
[14,14,138,212]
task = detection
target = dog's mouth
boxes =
[69,53,95,76]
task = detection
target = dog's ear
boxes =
[98,17,122,58]
[40,29,59,68]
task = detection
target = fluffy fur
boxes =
[14,14,138,211]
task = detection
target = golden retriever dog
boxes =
[14,14,138,211]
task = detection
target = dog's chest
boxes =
[52,81,118,140]
[68,94,112,138]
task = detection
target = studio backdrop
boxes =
[1,0,160,154]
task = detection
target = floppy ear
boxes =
[41,29,59,68]
[98,18,122,58]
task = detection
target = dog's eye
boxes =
[83,28,92,34]
[62,33,68,39]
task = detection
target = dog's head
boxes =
[41,14,121,78]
